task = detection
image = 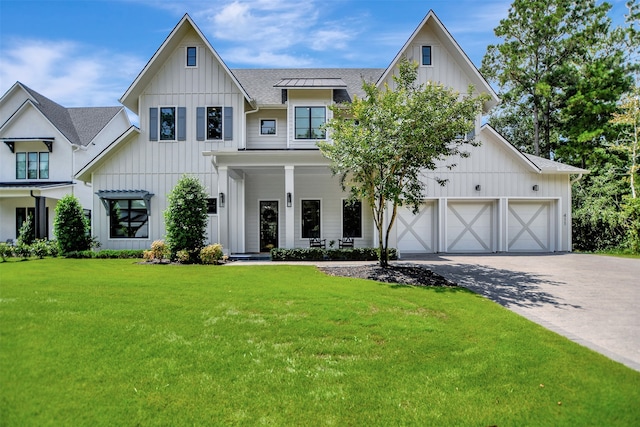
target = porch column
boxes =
[285,165,295,248]
[218,166,230,254]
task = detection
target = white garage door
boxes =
[508,201,552,252]
[397,202,436,253]
[447,201,495,253]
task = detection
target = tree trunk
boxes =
[533,103,541,156]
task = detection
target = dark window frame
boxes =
[186,46,197,67]
[16,151,48,179]
[159,106,176,141]
[108,199,149,239]
[301,199,321,238]
[207,106,223,140]
[342,199,362,238]
[260,119,277,135]
[294,106,326,140]
[206,198,218,215]
[422,45,432,66]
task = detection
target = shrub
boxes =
[31,239,49,259]
[176,250,190,263]
[200,244,224,264]
[65,249,144,259]
[17,214,35,246]
[46,240,60,257]
[54,195,91,255]
[14,243,32,260]
[270,247,398,262]
[164,175,209,262]
[0,242,12,261]
[150,240,170,260]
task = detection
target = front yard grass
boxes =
[1,259,638,426]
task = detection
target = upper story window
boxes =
[295,107,326,140]
[186,47,197,67]
[260,119,276,135]
[160,107,176,141]
[207,107,223,140]
[16,152,49,179]
[422,45,432,66]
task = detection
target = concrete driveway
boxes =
[403,253,640,371]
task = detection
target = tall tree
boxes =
[320,59,488,267]
[481,0,612,157]
[610,85,640,199]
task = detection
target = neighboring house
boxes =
[76,10,588,255]
[0,82,131,242]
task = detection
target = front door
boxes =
[259,201,278,252]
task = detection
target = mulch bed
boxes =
[318,264,456,287]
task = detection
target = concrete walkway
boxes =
[402,253,640,371]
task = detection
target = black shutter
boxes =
[149,108,158,141]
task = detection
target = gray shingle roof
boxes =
[20,83,122,146]
[523,153,589,174]
[230,69,385,106]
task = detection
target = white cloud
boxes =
[0,37,143,107]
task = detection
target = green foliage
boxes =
[200,244,224,265]
[321,58,487,266]
[164,175,209,262]
[31,239,49,259]
[53,195,91,255]
[1,260,639,425]
[621,196,640,253]
[0,242,12,261]
[481,0,614,157]
[270,247,398,262]
[14,243,31,260]
[64,249,144,259]
[17,214,35,246]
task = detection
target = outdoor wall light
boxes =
[475,185,481,191]
[532,185,539,191]
[219,192,225,207]
[286,192,292,207]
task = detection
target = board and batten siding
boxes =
[243,171,374,252]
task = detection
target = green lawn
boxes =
[1,259,638,426]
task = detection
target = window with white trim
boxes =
[207,107,222,140]
[295,107,326,139]
[160,107,176,141]
[260,119,276,135]
[422,45,432,66]
[186,46,197,67]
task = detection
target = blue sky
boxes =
[0,0,632,109]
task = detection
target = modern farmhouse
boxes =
[2,10,588,254]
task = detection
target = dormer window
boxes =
[186,46,197,67]
[422,45,432,66]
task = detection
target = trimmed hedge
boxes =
[270,247,398,262]
[65,249,145,259]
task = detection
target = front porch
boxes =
[207,150,375,255]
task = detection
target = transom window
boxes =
[342,200,362,238]
[295,107,326,139]
[109,199,149,239]
[207,107,223,140]
[160,107,176,141]
[186,46,197,67]
[422,45,432,66]
[16,152,49,179]
[301,199,321,238]
[260,119,276,135]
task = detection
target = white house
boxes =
[75,11,588,255]
[0,82,131,242]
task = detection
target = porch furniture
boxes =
[339,237,354,249]
[309,238,326,249]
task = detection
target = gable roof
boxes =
[120,14,252,113]
[480,124,589,175]
[1,82,124,147]
[378,10,499,112]
[231,68,384,107]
